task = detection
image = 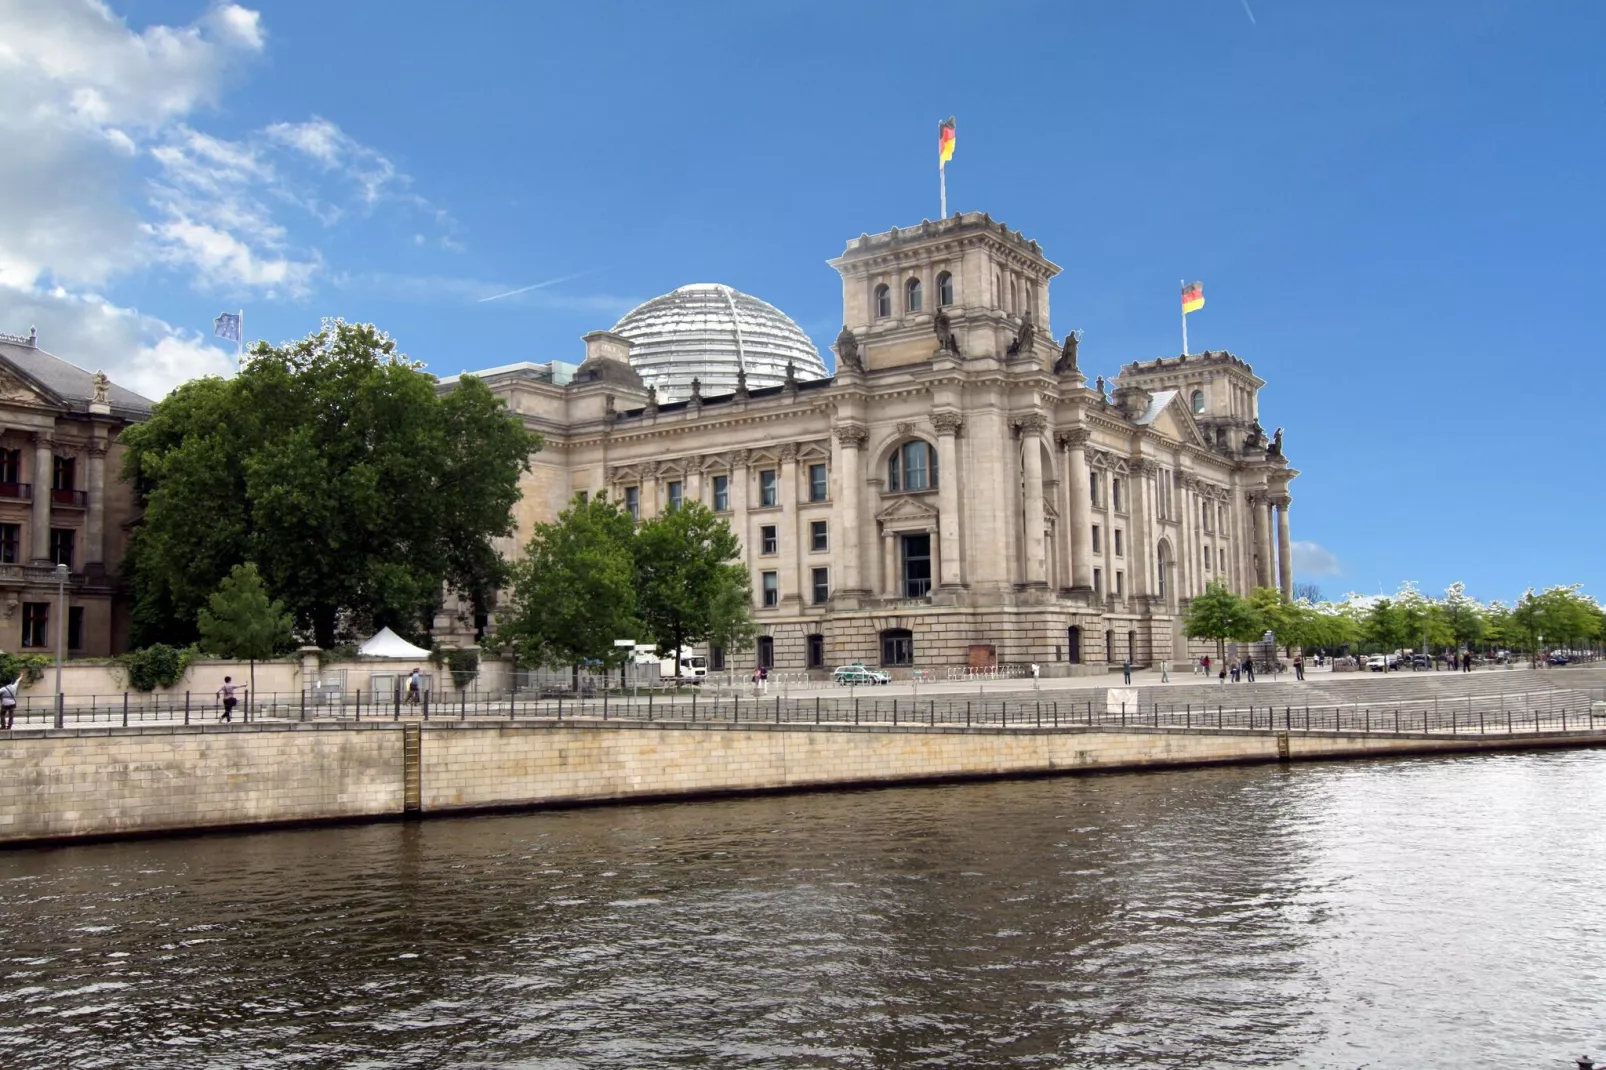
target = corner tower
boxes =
[828,212,1061,371]
[1114,350,1266,456]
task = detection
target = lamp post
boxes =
[53,562,68,728]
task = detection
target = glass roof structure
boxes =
[610,283,830,402]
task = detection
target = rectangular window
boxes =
[1218,505,1227,532]
[667,480,683,511]
[811,567,829,605]
[1116,570,1125,597]
[808,463,827,502]
[1114,529,1124,557]
[1220,548,1227,571]
[806,633,825,670]
[68,606,84,651]
[756,635,774,669]
[710,645,726,671]
[759,469,778,507]
[713,474,730,512]
[576,490,589,505]
[49,528,74,569]
[1202,500,1212,532]
[810,520,828,552]
[21,602,48,648]
[762,571,779,607]
[1203,544,1212,571]
[52,455,76,491]
[761,524,778,555]
[1089,471,1101,506]
[901,533,932,598]
[1093,567,1103,597]
[0,523,17,564]
[1113,477,1124,513]
[1091,524,1101,554]
[624,485,640,520]
[882,630,914,667]
[0,448,20,486]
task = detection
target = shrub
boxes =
[446,648,480,688]
[114,644,202,692]
[0,652,53,686]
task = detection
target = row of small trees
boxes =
[493,495,755,683]
[1185,580,1606,662]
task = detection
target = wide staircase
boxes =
[1121,665,1606,720]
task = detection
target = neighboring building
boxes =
[447,212,1298,673]
[0,328,152,657]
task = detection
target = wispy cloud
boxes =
[333,271,639,317]
[478,269,604,303]
[1291,540,1342,577]
[1240,0,1257,24]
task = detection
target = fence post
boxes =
[774,695,780,724]
[1121,701,1126,727]
[462,688,467,721]
[815,696,820,724]
[1037,701,1042,727]
[355,689,361,722]
[184,691,190,726]
[649,690,654,721]
[930,700,935,726]
[123,692,129,727]
[854,697,859,725]
[966,700,971,726]
[423,690,430,721]
[603,690,608,721]
[556,694,563,722]
[394,685,400,721]
[300,687,306,722]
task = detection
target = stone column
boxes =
[1014,414,1048,586]
[779,443,801,606]
[1130,459,1155,597]
[1252,491,1275,590]
[1059,429,1093,595]
[832,425,866,595]
[687,463,703,506]
[1177,474,1196,598]
[30,431,52,564]
[1273,493,1294,601]
[932,411,964,588]
[729,450,750,571]
[883,531,899,597]
[85,440,106,570]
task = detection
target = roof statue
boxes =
[834,326,862,373]
[735,366,749,399]
[933,309,960,356]
[1054,331,1080,375]
[689,377,702,401]
[1005,310,1036,358]
[645,385,659,416]
[1094,375,1105,398]
[1269,427,1284,457]
[91,370,110,406]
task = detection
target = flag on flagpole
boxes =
[938,116,956,164]
[213,312,242,343]
[1181,281,1205,314]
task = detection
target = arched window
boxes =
[905,277,922,313]
[887,440,937,492]
[874,284,891,319]
[1067,625,1082,664]
[881,628,914,667]
[937,271,954,306]
[1008,279,1017,312]
[1191,389,1205,414]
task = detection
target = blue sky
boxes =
[3,1,1602,605]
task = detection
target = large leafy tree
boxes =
[1184,581,1263,663]
[497,493,642,683]
[122,320,541,647]
[634,501,755,664]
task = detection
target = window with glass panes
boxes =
[761,571,778,607]
[22,603,47,648]
[713,474,730,511]
[761,525,777,554]
[759,469,778,506]
[811,567,829,605]
[667,481,683,510]
[808,463,827,502]
[810,520,828,551]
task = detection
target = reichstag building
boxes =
[443,212,1299,675]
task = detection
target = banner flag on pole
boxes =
[213,312,242,343]
[1181,281,1205,314]
[938,116,956,164]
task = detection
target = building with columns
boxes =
[448,211,1299,673]
[0,329,152,657]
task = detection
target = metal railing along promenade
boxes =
[7,685,1606,738]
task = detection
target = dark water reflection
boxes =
[3,751,1604,1068]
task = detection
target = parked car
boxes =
[833,663,892,686]
[1408,654,1432,669]
[1366,654,1400,672]
[1548,653,1571,666]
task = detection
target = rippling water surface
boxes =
[3,751,1605,1068]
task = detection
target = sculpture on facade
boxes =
[689,377,702,402]
[1244,422,1265,450]
[1094,375,1106,400]
[1268,427,1284,457]
[735,366,749,399]
[932,309,960,356]
[1054,331,1081,375]
[834,326,862,373]
[91,370,110,406]
[1005,310,1036,358]
[645,385,659,416]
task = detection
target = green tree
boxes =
[1440,582,1486,652]
[1184,581,1262,663]
[122,320,542,647]
[634,501,754,668]
[1360,598,1408,655]
[197,562,294,705]
[496,493,641,686]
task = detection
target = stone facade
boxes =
[0,329,151,656]
[448,212,1299,673]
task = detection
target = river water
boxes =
[2,751,1604,1069]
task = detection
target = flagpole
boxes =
[940,160,947,219]
[1180,280,1188,356]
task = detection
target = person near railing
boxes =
[216,676,244,723]
[0,676,16,729]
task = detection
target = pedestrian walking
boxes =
[1294,654,1305,681]
[1203,655,1211,677]
[0,676,16,730]
[1121,660,1132,685]
[217,676,242,722]
[1160,660,1170,683]
[1462,652,1473,673]
[1243,656,1256,683]
[759,666,769,694]
[406,667,422,706]
[1230,661,1241,683]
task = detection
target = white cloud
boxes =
[1291,540,1343,577]
[0,282,235,399]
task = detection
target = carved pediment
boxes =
[875,493,940,529]
[0,365,55,408]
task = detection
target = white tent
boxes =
[357,627,433,660]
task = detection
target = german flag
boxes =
[938,116,956,165]
[1181,281,1205,314]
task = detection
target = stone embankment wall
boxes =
[2,720,1602,845]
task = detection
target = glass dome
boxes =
[610,283,830,402]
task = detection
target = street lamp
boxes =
[53,562,68,728]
